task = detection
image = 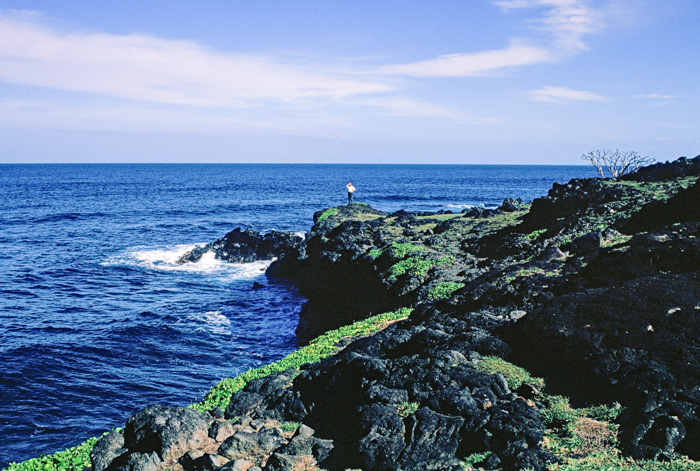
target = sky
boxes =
[0,0,697,164]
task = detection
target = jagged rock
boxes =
[271,427,334,464]
[569,230,602,252]
[180,451,230,471]
[105,451,161,471]
[620,412,687,460]
[538,245,567,262]
[96,156,699,469]
[225,370,300,420]
[91,429,127,471]
[124,405,214,461]
[177,228,304,264]
[621,155,700,182]
[209,420,236,442]
[499,198,522,212]
[217,426,287,462]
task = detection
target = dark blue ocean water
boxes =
[0,164,597,467]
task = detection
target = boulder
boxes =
[124,405,214,461]
[177,228,304,264]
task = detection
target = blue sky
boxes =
[0,0,697,164]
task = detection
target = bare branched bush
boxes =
[581,149,654,178]
[574,417,616,453]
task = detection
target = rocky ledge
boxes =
[93,156,700,471]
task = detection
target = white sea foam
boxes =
[102,244,272,281]
[446,203,475,210]
[189,310,231,336]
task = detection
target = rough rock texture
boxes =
[92,156,700,470]
[177,228,304,264]
[220,308,557,471]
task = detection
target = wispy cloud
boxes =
[378,0,605,79]
[0,12,393,108]
[377,41,551,78]
[494,0,605,53]
[527,85,607,103]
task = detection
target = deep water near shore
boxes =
[0,163,597,467]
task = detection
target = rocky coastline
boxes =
[60,157,700,470]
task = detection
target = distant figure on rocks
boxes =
[346,182,356,205]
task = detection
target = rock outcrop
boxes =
[177,228,304,264]
[92,156,700,470]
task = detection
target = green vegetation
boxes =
[388,256,433,278]
[397,401,419,417]
[427,281,465,300]
[368,248,383,258]
[504,266,561,284]
[435,255,456,266]
[475,356,545,391]
[7,309,411,471]
[5,432,110,471]
[388,241,425,258]
[461,451,492,469]
[316,207,339,222]
[473,356,699,471]
[526,228,548,241]
[191,307,412,412]
[280,421,302,434]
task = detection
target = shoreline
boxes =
[7,156,700,471]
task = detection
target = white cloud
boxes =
[0,13,393,108]
[377,41,552,78]
[528,85,607,103]
[494,0,605,53]
[379,0,604,79]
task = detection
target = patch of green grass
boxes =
[475,356,545,391]
[505,266,560,284]
[368,248,383,258]
[389,241,425,258]
[550,453,700,471]
[415,213,462,222]
[461,452,492,469]
[280,421,302,434]
[397,401,419,417]
[526,228,548,241]
[435,255,456,266]
[388,256,433,278]
[427,281,465,300]
[5,431,114,471]
[191,307,412,412]
[316,207,339,222]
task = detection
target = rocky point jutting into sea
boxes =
[86,156,699,471]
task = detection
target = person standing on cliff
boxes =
[346,182,356,205]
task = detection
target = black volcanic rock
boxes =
[177,228,304,264]
[91,156,700,470]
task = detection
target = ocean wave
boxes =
[188,310,232,336]
[102,244,271,281]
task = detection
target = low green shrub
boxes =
[427,281,464,300]
[389,257,432,278]
[280,421,302,434]
[191,307,412,412]
[316,207,339,222]
[397,401,419,417]
[526,228,548,241]
[475,356,545,391]
[435,255,456,266]
[389,241,425,259]
[5,431,112,471]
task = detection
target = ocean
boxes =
[0,163,597,466]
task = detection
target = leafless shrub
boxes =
[574,417,616,453]
[581,149,654,178]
